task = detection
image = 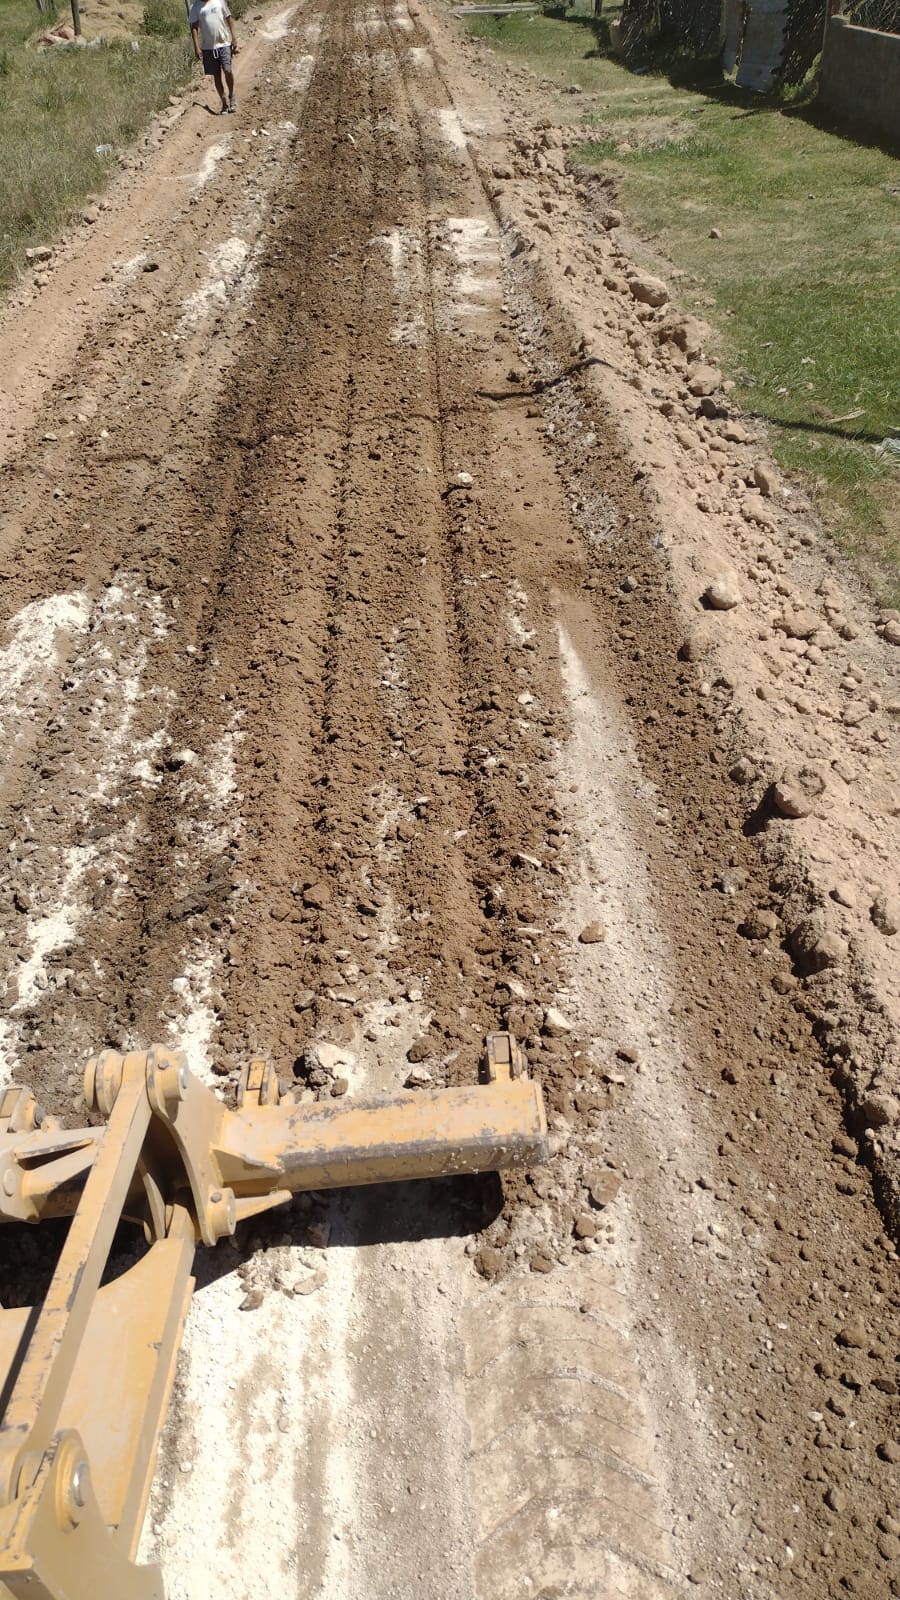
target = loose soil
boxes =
[0,2,898,1598]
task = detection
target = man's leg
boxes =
[224,62,236,111]
[213,59,228,111]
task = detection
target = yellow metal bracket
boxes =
[0,1034,546,1599]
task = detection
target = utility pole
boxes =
[70,0,82,33]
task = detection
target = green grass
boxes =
[469,5,900,601]
[0,0,193,292]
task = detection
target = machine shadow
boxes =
[192,1171,504,1292]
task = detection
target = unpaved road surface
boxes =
[1,3,899,1598]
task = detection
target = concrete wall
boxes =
[819,15,900,144]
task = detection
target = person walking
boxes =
[189,0,239,115]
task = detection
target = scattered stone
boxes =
[142,259,160,273]
[306,1041,353,1075]
[679,630,711,661]
[602,208,623,230]
[836,1315,867,1349]
[753,461,776,496]
[616,1043,640,1063]
[883,620,900,646]
[574,1213,597,1239]
[621,573,638,592]
[406,1037,431,1063]
[709,226,722,239]
[833,1133,857,1158]
[331,1076,349,1097]
[303,880,332,909]
[860,1092,900,1128]
[777,608,820,640]
[688,363,722,396]
[791,919,847,972]
[871,894,900,937]
[529,1251,555,1274]
[628,272,669,308]
[578,921,606,944]
[877,1440,900,1464]
[292,1270,325,1296]
[729,757,757,785]
[878,1534,900,1562]
[474,1245,505,1279]
[740,908,779,941]
[588,1171,621,1207]
[239,1288,265,1311]
[703,574,741,611]
[25,246,53,263]
[405,1065,433,1089]
[83,206,99,225]
[830,882,856,909]
[771,764,826,818]
[541,1005,574,1037]
[293,989,315,1012]
[825,1485,846,1513]
[491,162,513,179]
[448,471,473,490]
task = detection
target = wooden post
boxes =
[70,0,82,33]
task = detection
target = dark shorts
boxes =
[202,44,232,75]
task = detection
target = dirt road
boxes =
[1,2,899,1596]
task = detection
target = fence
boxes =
[844,0,900,32]
[618,0,898,86]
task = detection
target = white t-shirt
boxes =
[189,0,231,50]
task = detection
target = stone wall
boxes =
[819,14,900,143]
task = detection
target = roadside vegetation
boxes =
[469,4,900,600]
[0,0,193,292]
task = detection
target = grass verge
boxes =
[468,5,900,602]
[0,0,193,293]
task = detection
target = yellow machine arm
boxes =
[0,1035,546,1599]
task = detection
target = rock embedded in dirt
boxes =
[728,757,758,786]
[837,1315,867,1349]
[882,619,900,646]
[602,208,623,230]
[529,1251,555,1274]
[679,630,711,661]
[688,364,722,396]
[406,1036,431,1063]
[405,1065,433,1088]
[878,1440,900,1463]
[791,918,847,972]
[771,764,826,818]
[578,921,606,944]
[292,1270,326,1296]
[753,461,776,496]
[628,273,669,308]
[830,882,856,909]
[776,608,821,641]
[239,1288,265,1312]
[588,1171,621,1207]
[739,908,779,941]
[474,1245,505,1280]
[703,574,741,611]
[859,1091,900,1128]
[870,894,900,936]
[303,880,332,909]
[541,1005,574,1037]
[574,1213,597,1239]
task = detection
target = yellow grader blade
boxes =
[0,1034,546,1599]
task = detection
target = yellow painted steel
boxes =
[0,1034,547,1599]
